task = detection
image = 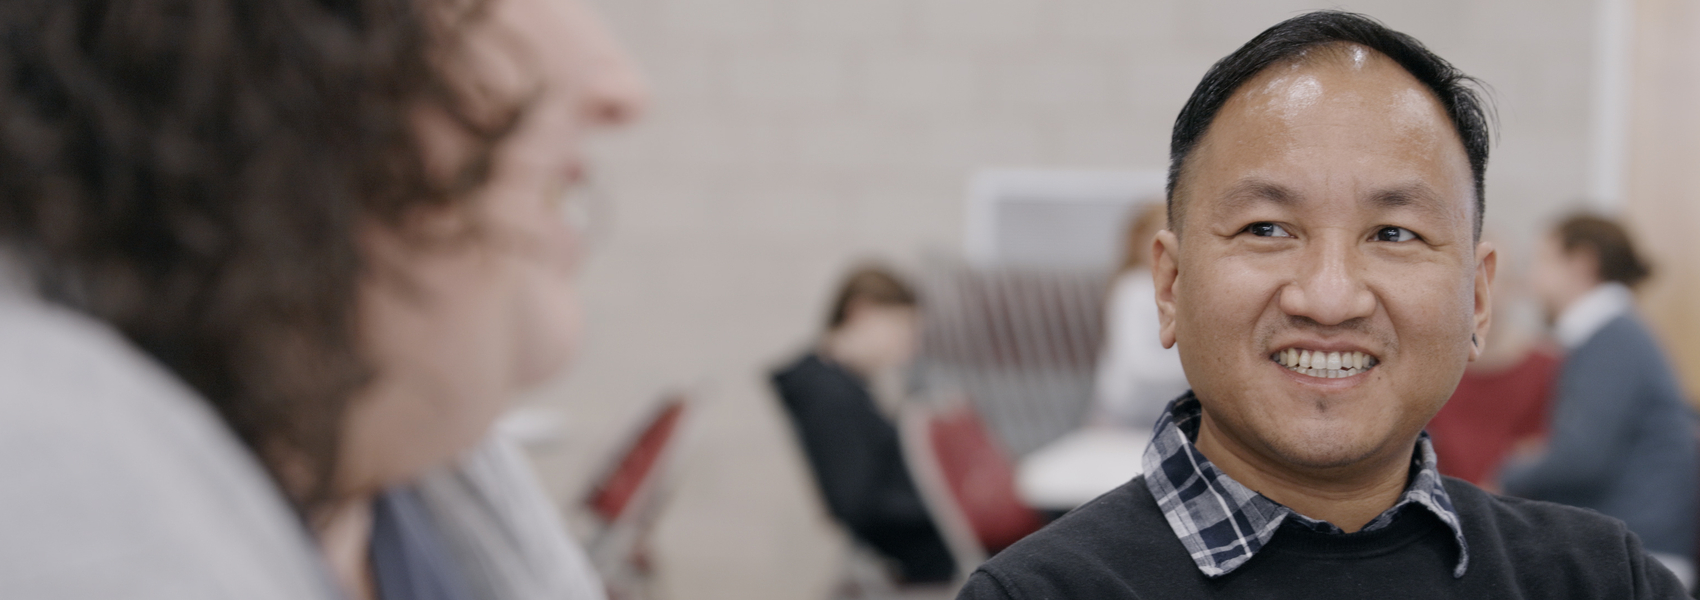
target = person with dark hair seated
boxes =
[1505,213,1698,588]
[0,0,646,598]
[959,11,1687,599]
[772,266,957,584]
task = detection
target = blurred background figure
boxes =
[3,0,1695,597]
[1425,232,1562,486]
[1501,213,1698,588]
[0,0,645,598]
[771,266,957,586]
[536,1,1700,595]
[1091,202,1190,430]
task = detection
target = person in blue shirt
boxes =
[1503,212,1698,588]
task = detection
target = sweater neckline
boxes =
[1267,505,1448,560]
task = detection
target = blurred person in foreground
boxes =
[0,0,645,598]
[959,11,1687,599]
[1424,231,1562,486]
[771,266,957,584]
[1501,213,1698,587]
[1092,202,1191,430]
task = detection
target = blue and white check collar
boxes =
[1141,392,1469,578]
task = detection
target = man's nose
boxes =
[564,1,649,127]
[1277,238,1376,326]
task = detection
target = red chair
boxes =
[900,397,1046,573]
[583,393,692,600]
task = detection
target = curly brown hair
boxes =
[0,0,519,515]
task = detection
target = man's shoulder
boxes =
[0,295,336,599]
[969,476,1201,598]
[1573,314,1672,371]
[1446,475,1627,538]
[1444,477,1659,575]
[1445,477,1692,596]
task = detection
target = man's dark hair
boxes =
[1166,11,1494,239]
[827,265,918,330]
[0,0,519,516]
[1555,213,1652,288]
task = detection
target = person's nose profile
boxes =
[563,0,649,126]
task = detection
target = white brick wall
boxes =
[535,1,1602,597]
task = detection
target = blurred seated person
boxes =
[0,0,645,598]
[1092,202,1191,430]
[771,266,956,584]
[1425,236,1561,485]
[1501,213,1698,587]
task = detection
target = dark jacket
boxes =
[771,353,956,583]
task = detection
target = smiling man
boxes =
[958,11,1688,599]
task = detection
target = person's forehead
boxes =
[1183,46,1472,214]
[1220,47,1454,146]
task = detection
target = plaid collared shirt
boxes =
[1142,392,1470,578]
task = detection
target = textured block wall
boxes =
[530,0,1599,597]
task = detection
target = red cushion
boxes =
[588,400,686,522]
[1427,348,1559,485]
[930,406,1045,553]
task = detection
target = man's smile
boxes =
[1269,347,1380,379]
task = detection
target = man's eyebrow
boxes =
[1217,180,1297,213]
[1368,182,1451,218]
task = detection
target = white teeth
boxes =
[1272,348,1377,379]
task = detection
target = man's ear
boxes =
[1470,241,1497,362]
[1153,229,1181,349]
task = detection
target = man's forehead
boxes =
[1179,45,1472,216]
[1225,45,1448,132]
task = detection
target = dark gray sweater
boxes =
[959,475,1687,599]
[1500,314,1698,558]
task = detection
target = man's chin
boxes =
[1257,424,1391,471]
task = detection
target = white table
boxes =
[1016,428,1152,511]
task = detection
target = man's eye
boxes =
[1246,222,1293,238]
[1374,226,1418,242]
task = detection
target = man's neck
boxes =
[1194,413,1412,533]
